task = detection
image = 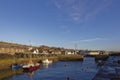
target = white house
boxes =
[89,51,100,55]
[65,51,75,55]
[33,49,39,54]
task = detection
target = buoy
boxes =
[64,64,67,67]
[67,76,70,80]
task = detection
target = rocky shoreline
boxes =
[93,56,120,80]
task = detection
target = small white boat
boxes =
[42,59,53,64]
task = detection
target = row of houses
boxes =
[31,48,85,55]
[0,46,109,55]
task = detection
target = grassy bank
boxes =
[58,54,84,61]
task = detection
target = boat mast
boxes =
[28,41,32,61]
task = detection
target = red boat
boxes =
[23,60,40,72]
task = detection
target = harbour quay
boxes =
[93,56,120,80]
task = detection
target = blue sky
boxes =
[0,0,120,51]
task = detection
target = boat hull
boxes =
[23,65,40,72]
[12,65,22,70]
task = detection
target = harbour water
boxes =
[7,57,99,80]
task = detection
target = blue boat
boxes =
[12,64,23,70]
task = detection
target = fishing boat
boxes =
[12,63,23,70]
[42,59,53,64]
[22,60,40,72]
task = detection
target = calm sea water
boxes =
[7,57,99,80]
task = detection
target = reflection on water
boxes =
[6,57,100,80]
[28,71,34,80]
[0,68,22,80]
[42,64,49,68]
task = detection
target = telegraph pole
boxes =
[74,43,77,54]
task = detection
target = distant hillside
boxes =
[0,41,76,55]
[0,41,29,48]
[0,41,31,54]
